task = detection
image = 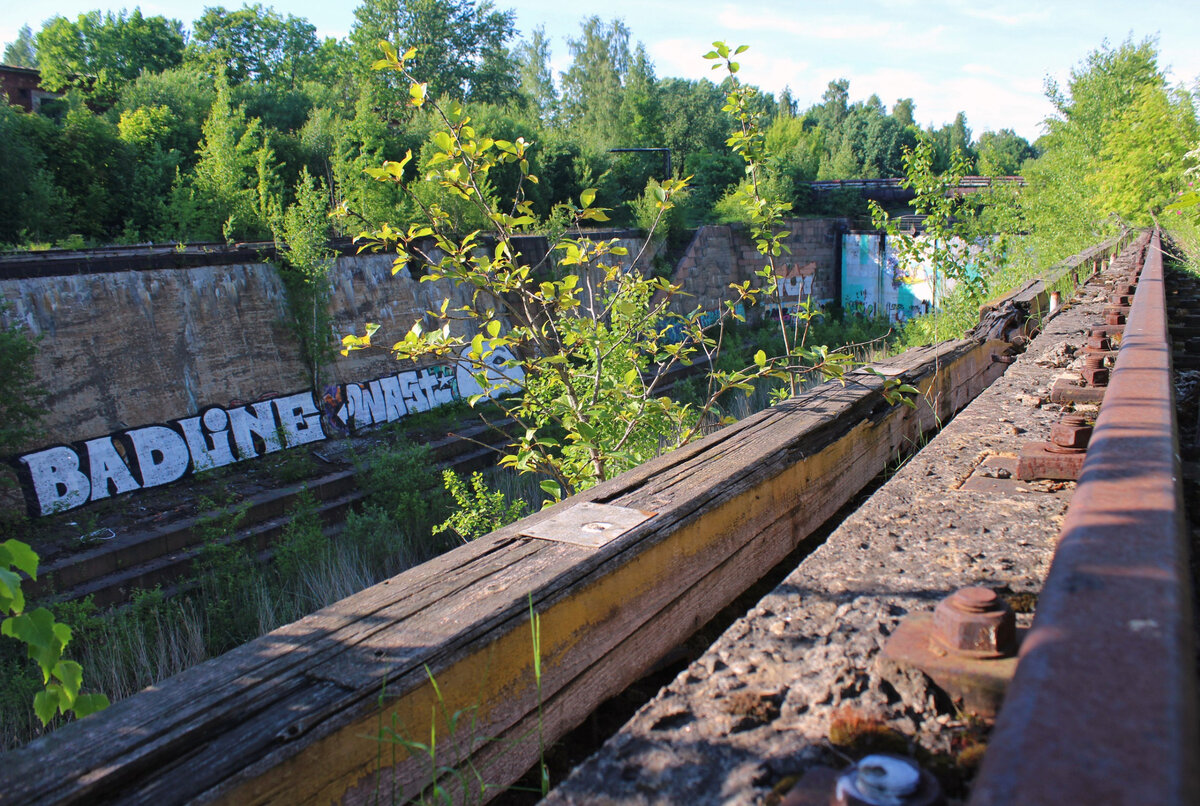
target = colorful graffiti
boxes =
[841,233,939,321]
[13,346,525,517]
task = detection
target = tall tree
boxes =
[559,17,632,147]
[1022,37,1171,261]
[516,25,556,119]
[816,78,849,130]
[349,0,518,116]
[892,97,915,128]
[976,129,1036,176]
[35,10,185,105]
[1093,83,1197,224]
[190,77,279,241]
[3,24,38,68]
[188,4,320,89]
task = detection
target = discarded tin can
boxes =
[834,754,944,806]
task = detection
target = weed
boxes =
[273,490,330,585]
[370,595,549,804]
[436,470,526,543]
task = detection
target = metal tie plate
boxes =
[520,501,655,548]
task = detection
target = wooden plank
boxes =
[0,337,1008,806]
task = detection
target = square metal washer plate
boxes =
[520,501,655,548]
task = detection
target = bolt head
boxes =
[932,587,1016,659]
[1081,364,1110,387]
[1051,415,1092,449]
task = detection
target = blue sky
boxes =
[3,0,1197,143]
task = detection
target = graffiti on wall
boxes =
[841,234,942,321]
[13,346,524,517]
[764,261,821,319]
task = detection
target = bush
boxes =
[436,469,526,542]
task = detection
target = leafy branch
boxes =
[1,539,109,726]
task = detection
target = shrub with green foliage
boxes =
[436,469,526,542]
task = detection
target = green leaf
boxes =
[580,188,597,208]
[1165,190,1200,212]
[432,131,453,153]
[539,480,562,500]
[73,692,110,719]
[53,660,83,707]
[486,320,501,338]
[33,688,60,726]
[3,540,38,579]
[754,349,767,368]
[5,608,66,680]
[0,568,25,614]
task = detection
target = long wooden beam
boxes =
[2,337,1008,805]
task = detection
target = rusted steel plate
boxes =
[1014,443,1086,481]
[1047,376,1106,404]
[971,230,1199,805]
[520,501,655,548]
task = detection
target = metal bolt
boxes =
[834,754,943,806]
[932,587,1016,659]
[1050,413,1092,450]
[1082,353,1109,386]
[1116,282,1136,296]
[1087,327,1112,351]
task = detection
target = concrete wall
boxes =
[0,256,487,451]
[666,218,846,316]
[0,222,847,517]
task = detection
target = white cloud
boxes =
[957,5,1052,27]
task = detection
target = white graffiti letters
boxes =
[19,446,91,515]
[15,355,521,516]
[16,391,328,517]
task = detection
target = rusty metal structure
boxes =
[971,229,1199,805]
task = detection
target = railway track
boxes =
[546,229,1198,805]
[6,231,1193,805]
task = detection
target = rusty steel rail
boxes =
[971,229,1199,805]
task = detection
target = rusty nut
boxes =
[932,587,1016,660]
[1050,414,1092,450]
[1086,327,1112,351]
[1081,354,1109,386]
